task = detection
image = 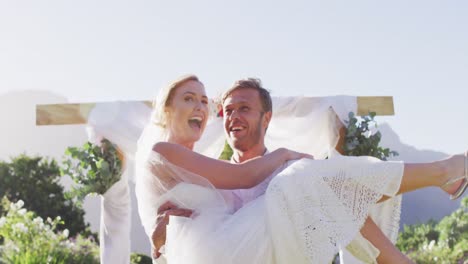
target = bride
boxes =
[135,75,467,263]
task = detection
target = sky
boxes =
[1,0,467,155]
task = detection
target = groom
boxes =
[151,78,284,261]
[150,78,406,263]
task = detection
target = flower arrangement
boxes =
[343,112,398,160]
[61,139,123,206]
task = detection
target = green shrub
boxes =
[130,252,153,264]
[0,197,99,264]
[0,155,91,238]
[397,197,468,263]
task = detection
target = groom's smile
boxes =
[223,88,269,152]
[229,123,246,137]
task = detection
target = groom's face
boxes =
[222,88,270,152]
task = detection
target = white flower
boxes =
[62,229,69,238]
[364,130,372,138]
[14,222,28,233]
[12,245,20,253]
[422,240,436,251]
[0,216,6,228]
[33,217,43,224]
[46,217,52,223]
[64,239,74,248]
[9,200,25,211]
[18,208,27,216]
[15,200,24,209]
[45,229,56,239]
[422,243,427,251]
[33,217,44,229]
[428,240,436,250]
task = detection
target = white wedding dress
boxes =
[137,150,403,264]
[88,96,403,263]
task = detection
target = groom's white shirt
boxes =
[228,150,289,211]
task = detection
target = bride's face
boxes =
[165,80,209,148]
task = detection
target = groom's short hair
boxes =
[222,78,272,113]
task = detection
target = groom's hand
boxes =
[152,201,193,259]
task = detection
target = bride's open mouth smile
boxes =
[188,116,204,130]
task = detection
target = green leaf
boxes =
[60,138,123,205]
[100,161,111,178]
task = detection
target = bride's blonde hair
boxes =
[152,74,202,128]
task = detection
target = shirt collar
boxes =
[230,148,269,163]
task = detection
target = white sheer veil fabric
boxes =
[86,101,152,264]
[86,96,401,264]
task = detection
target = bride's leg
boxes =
[360,218,413,264]
[379,154,465,202]
[352,156,463,262]
[336,118,466,200]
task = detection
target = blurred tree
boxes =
[0,154,92,237]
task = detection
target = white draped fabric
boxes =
[86,96,402,264]
[86,101,152,264]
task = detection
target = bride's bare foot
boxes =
[440,152,467,199]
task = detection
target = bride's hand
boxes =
[282,148,314,161]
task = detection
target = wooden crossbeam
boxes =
[357,96,394,117]
[36,103,96,126]
[36,96,394,126]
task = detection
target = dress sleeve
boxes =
[86,101,152,264]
